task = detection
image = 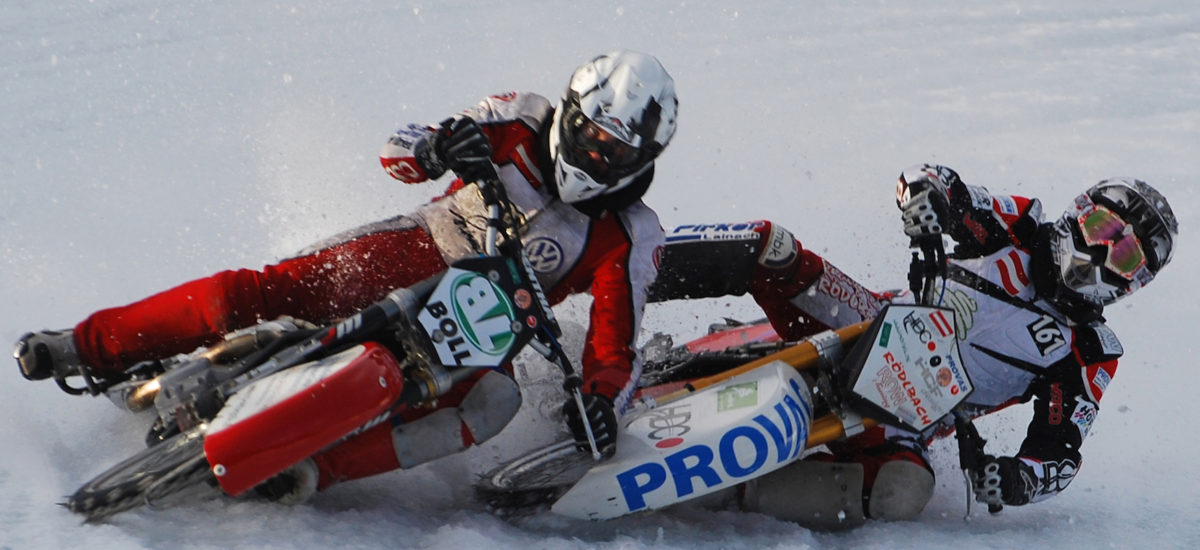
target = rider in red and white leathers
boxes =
[648,164,1177,528]
[17,50,679,494]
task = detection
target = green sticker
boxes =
[879,322,892,347]
[717,382,759,411]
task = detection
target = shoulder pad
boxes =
[1073,321,1123,363]
[463,92,552,130]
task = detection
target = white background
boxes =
[2,2,1197,548]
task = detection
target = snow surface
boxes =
[2,1,1198,548]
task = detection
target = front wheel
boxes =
[475,440,595,517]
[67,428,212,522]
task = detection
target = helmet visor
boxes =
[1077,202,1148,281]
[557,97,650,186]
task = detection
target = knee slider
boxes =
[458,370,522,443]
[392,371,521,469]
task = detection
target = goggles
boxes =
[1075,198,1148,281]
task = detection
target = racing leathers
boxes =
[648,168,1120,523]
[67,91,664,488]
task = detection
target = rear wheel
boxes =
[67,428,212,522]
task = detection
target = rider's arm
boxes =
[380,124,440,183]
[897,164,1044,256]
[559,211,663,413]
[1010,323,1121,504]
[379,92,551,184]
[946,188,1044,256]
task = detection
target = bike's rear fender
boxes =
[203,342,405,496]
[551,360,814,520]
[683,322,781,353]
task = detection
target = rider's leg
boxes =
[648,220,886,341]
[310,368,522,489]
[63,217,445,374]
[743,225,886,340]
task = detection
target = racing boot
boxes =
[14,329,84,381]
[741,460,868,530]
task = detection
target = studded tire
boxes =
[67,429,211,522]
[475,440,597,517]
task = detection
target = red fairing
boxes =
[203,342,405,497]
[685,323,781,353]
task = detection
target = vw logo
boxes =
[525,237,564,273]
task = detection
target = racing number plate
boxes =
[844,305,973,432]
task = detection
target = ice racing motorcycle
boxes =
[476,241,1002,520]
[56,173,610,522]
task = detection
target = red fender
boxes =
[203,342,405,496]
[684,322,780,353]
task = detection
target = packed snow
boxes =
[2,1,1197,548]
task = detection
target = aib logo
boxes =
[525,237,564,273]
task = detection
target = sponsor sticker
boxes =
[525,237,564,273]
[419,269,518,366]
[758,224,797,269]
[1092,323,1123,356]
[615,377,811,512]
[1091,368,1111,393]
[942,289,978,340]
[513,289,532,310]
[717,382,759,412]
[665,222,765,243]
[997,196,1019,216]
[1071,401,1098,439]
[966,185,993,210]
[644,405,692,449]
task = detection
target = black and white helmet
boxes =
[548,50,678,204]
[1048,178,1177,306]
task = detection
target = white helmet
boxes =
[548,50,678,204]
[1048,178,1177,306]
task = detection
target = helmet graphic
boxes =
[1048,178,1177,306]
[548,50,678,204]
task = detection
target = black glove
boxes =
[414,117,494,182]
[972,455,1038,507]
[563,393,618,459]
[896,164,955,239]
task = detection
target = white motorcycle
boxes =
[477,240,1001,520]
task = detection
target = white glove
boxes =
[900,188,949,238]
[896,164,954,239]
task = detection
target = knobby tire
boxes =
[66,429,211,522]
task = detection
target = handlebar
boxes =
[907,234,999,518]
[466,169,599,460]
